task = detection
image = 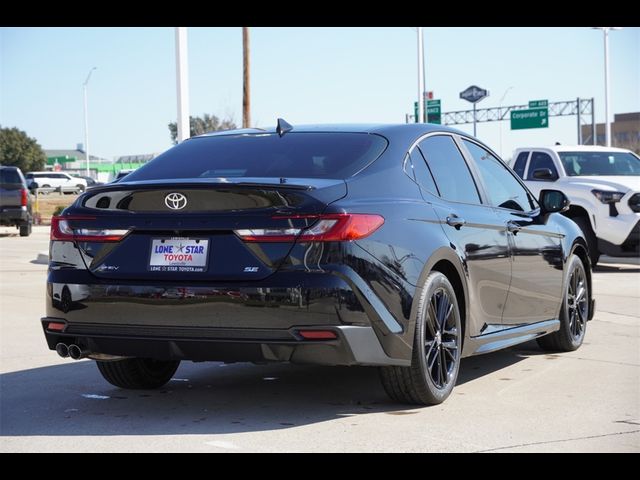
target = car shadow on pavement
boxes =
[593,264,640,274]
[0,345,537,437]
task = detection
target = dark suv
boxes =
[0,166,33,236]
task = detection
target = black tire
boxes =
[379,271,462,405]
[572,216,599,267]
[19,220,31,237]
[76,184,85,193]
[537,254,589,352]
[97,358,180,389]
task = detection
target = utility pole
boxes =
[243,27,251,128]
[417,27,424,124]
[175,27,190,143]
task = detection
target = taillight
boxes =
[50,215,130,242]
[20,188,28,207]
[234,214,384,242]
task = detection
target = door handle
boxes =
[507,221,522,234]
[446,215,466,229]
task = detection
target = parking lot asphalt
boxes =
[0,226,638,452]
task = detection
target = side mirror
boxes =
[539,189,570,213]
[532,168,558,181]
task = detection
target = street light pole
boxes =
[498,86,514,157]
[417,27,424,124]
[83,67,96,177]
[593,27,622,147]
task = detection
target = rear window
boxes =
[125,133,388,181]
[1,169,22,184]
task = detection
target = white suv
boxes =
[26,172,87,194]
[510,145,640,265]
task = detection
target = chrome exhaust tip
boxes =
[68,344,87,360]
[55,343,69,358]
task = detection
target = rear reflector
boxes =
[47,322,66,332]
[234,214,384,242]
[51,216,130,242]
[298,330,338,340]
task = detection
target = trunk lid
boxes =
[68,178,346,282]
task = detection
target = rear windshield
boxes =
[559,151,640,176]
[125,133,388,181]
[0,169,22,184]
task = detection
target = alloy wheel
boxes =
[424,288,459,389]
[567,264,588,340]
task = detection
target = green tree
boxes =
[168,114,236,144]
[0,126,47,172]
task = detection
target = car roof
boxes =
[0,165,20,170]
[515,145,633,153]
[194,123,467,139]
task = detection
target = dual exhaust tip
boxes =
[56,343,87,360]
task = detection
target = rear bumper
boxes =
[44,269,410,366]
[0,208,27,225]
[41,319,408,366]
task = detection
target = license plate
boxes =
[149,238,209,272]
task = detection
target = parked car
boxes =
[111,170,135,183]
[42,123,593,405]
[511,145,640,265]
[26,171,87,194]
[71,174,103,189]
[0,165,33,236]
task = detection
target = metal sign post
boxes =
[459,85,489,136]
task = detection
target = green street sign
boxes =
[529,99,548,109]
[511,108,549,130]
[426,99,441,124]
[414,101,419,123]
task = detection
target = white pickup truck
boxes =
[510,145,640,265]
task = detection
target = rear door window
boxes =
[417,135,481,204]
[512,151,529,179]
[407,149,439,195]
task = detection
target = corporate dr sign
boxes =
[510,108,549,130]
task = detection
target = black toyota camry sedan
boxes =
[42,121,594,405]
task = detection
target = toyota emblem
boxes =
[164,192,188,210]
